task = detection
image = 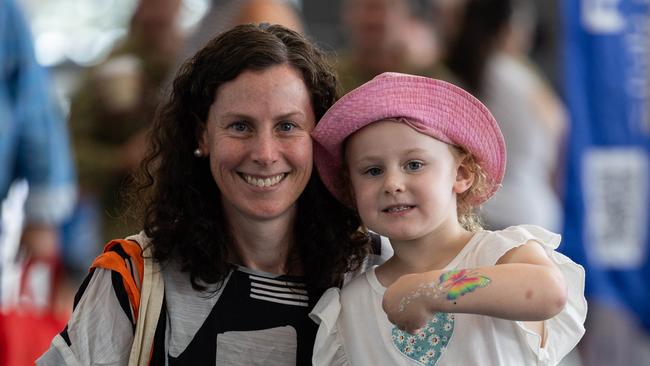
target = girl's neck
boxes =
[226,208,301,276]
[376,224,474,287]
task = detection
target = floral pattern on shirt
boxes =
[391,313,455,365]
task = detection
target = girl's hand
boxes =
[382,273,437,334]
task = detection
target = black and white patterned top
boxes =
[37,233,391,365]
[156,266,323,365]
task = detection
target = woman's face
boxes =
[200,64,316,222]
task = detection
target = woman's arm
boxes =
[382,240,567,333]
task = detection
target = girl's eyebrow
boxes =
[347,154,381,167]
[402,148,428,155]
[353,148,429,162]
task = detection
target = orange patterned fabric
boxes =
[90,240,144,323]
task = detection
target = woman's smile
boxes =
[240,172,288,188]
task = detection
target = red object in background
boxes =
[0,258,69,366]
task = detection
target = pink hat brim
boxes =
[312,72,506,206]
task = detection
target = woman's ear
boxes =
[197,124,208,156]
[453,160,475,194]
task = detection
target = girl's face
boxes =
[200,64,316,222]
[346,120,472,242]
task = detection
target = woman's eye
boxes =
[406,161,423,171]
[278,122,296,132]
[364,167,383,176]
[229,122,249,132]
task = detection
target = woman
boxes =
[38,23,369,365]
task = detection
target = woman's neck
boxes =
[376,224,474,287]
[226,210,300,276]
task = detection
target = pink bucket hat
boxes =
[312,72,506,206]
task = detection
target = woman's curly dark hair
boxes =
[131,23,369,291]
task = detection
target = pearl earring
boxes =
[193,148,203,157]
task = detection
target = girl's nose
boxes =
[383,172,405,195]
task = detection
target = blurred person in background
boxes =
[1,0,76,362]
[65,0,183,279]
[432,0,567,232]
[172,0,304,76]
[335,0,444,92]
[0,0,76,280]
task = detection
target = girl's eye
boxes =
[229,121,249,132]
[364,167,383,176]
[278,122,296,132]
[406,161,423,171]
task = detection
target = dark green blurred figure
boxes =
[69,0,182,243]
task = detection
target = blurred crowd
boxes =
[1,0,648,364]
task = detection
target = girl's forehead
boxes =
[347,119,444,145]
[350,118,412,137]
[345,120,454,159]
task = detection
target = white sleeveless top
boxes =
[310,225,587,366]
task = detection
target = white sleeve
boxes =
[528,239,587,365]
[481,225,588,365]
[309,287,350,366]
[36,269,135,365]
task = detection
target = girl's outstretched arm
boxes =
[382,240,567,333]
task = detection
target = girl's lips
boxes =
[382,205,415,213]
[240,173,287,188]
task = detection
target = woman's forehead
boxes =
[209,65,314,121]
[215,65,307,100]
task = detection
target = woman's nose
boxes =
[251,131,279,165]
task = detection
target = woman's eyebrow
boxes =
[276,111,305,119]
[217,110,305,120]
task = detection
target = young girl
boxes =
[309,72,586,365]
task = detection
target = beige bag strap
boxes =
[127,233,165,366]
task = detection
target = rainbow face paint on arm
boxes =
[398,269,491,312]
[440,269,491,300]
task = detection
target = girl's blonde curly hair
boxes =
[451,145,491,232]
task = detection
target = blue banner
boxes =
[562,0,650,329]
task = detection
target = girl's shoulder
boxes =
[312,267,380,324]
[458,225,562,267]
[482,225,562,248]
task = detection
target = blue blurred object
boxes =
[0,0,76,226]
[561,0,649,330]
[60,196,101,280]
